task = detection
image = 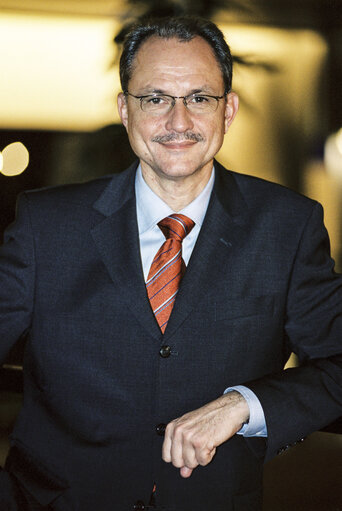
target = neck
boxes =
[140,163,213,211]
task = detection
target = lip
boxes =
[159,141,197,150]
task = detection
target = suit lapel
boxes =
[163,162,249,340]
[91,163,162,340]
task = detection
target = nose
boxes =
[165,99,194,133]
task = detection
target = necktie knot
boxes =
[158,214,195,242]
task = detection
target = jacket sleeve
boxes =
[247,201,342,461]
[0,193,35,363]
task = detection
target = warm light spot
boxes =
[217,25,327,184]
[0,13,119,131]
[324,129,342,181]
[336,128,342,156]
[1,142,29,176]
[0,152,3,172]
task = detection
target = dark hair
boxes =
[119,16,233,94]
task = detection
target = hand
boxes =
[162,391,249,478]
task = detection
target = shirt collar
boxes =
[135,164,215,235]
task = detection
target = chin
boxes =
[157,155,205,175]
[157,163,201,179]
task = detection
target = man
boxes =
[0,15,341,511]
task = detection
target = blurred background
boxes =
[0,0,341,509]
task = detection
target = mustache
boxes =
[151,132,204,143]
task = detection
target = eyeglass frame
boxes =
[123,90,229,114]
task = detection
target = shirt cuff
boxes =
[224,385,268,437]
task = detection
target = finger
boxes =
[180,466,193,478]
[182,437,199,469]
[196,446,216,467]
[170,425,186,468]
[162,424,173,463]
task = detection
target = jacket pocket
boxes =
[5,442,69,508]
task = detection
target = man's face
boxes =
[118,36,238,182]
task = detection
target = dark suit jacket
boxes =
[0,161,341,511]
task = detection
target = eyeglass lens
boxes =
[140,94,220,114]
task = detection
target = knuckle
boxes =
[173,423,186,438]
[173,459,184,468]
[192,435,203,448]
[199,448,216,466]
[198,455,210,466]
[182,429,193,442]
[185,460,198,469]
[165,422,175,436]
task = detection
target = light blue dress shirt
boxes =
[135,165,267,437]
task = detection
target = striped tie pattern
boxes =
[146,214,195,333]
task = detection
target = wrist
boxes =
[221,391,250,430]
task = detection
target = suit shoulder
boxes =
[22,162,138,211]
[22,174,114,208]
[230,169,318,212]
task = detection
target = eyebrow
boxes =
[138,86,216,96]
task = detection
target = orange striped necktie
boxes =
[146,214,195,333]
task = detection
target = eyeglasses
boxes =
[124,91,227,115]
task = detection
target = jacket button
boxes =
[133,500,145,510]
[159,345,171,358]
[156,423,166,436]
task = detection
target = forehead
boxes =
[129,36,224,92]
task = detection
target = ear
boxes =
[224,92,239,133]
[117,92,128,129]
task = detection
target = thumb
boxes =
[180,466,193,478]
